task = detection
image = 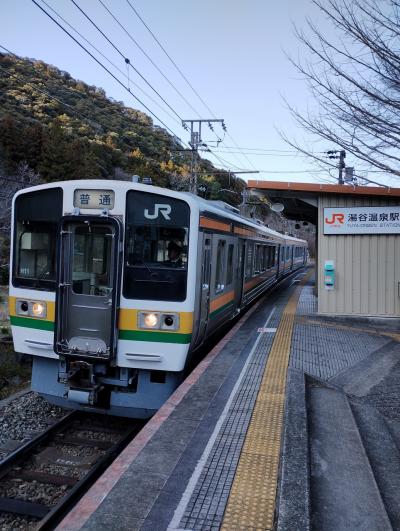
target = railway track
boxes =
[0,410,144,530]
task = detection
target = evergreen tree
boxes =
[38,122,72,182]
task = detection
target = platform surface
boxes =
[57,268,400,531]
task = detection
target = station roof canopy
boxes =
[247,180,400,225]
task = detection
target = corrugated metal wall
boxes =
[318,195,400,317]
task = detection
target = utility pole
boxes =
[338,150,346,185]
[326,149,346,185]
[182,119,225,194]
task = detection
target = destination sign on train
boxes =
[324,206,400,234]
[74,189,115,210]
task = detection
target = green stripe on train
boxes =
[119,330,192,344]
[10,317,191,344]
[209,301,234,320]
[10,315,55,331]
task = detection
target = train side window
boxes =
[254,244,261,274]
[271,246,276,267]
[215,240,226,293]
[246,242,254,279]
[202,238,211,286]
[261,246,266,272]
[226,244,234,285]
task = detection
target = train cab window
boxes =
[215,240,226,292]
[124,191,190,301]
[226,244,234,285]
[13,188,62,291]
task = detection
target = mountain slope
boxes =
[0,52,243,197]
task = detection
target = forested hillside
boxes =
[0,52,244,192]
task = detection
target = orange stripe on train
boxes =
[200,216,231,232]
[210,290,235,312]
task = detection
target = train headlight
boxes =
[31,302,46,318]
[138,312,160,329]
[16,299,47,319]
[138,311,180,331]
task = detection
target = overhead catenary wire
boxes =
[201,149,309,158]
[125,0,215,121]
[203,147,247,172]
[123,0,251,169]
[209,146,324,153]
[98,0,202,119]
[31,0,188,144]
[36,0,181,125]
[69,0,185,126]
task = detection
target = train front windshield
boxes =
[124,191,190,302]
[12,188,62,291]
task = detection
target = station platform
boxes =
[57,267,400,531]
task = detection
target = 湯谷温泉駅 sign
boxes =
[324,206,400,234]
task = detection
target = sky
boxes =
[1,0,391,187]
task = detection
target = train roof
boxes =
[13,179,307,245]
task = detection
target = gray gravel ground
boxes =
[0,392,67,452]
[0,478,67,506]
[0,513,38,531]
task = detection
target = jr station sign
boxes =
[324,206,400,234]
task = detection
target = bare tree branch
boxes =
[285,0,400,181]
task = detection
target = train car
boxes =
[9,180,307,418]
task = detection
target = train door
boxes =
[235,239,246,309]
[195,236,212,344]
[55,216,121,361]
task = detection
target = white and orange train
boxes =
[9,180,307,417]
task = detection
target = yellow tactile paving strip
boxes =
[221,272,311,531]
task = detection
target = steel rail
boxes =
[0,409,144,529]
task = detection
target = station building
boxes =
[248,181,400,318]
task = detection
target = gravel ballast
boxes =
[0,391,67,458]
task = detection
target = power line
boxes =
[98,0,202,119]
[202,150,309,157]
[31,0,185,143]
[37,0,181,125]
[125,0,214,119]
[257,169,326,174]
[125,0,256,171]
[204,147,246,172]
[69,0,184,126]
[122,0,230,148]
[211,146,317,153]
[120,7,256,177]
